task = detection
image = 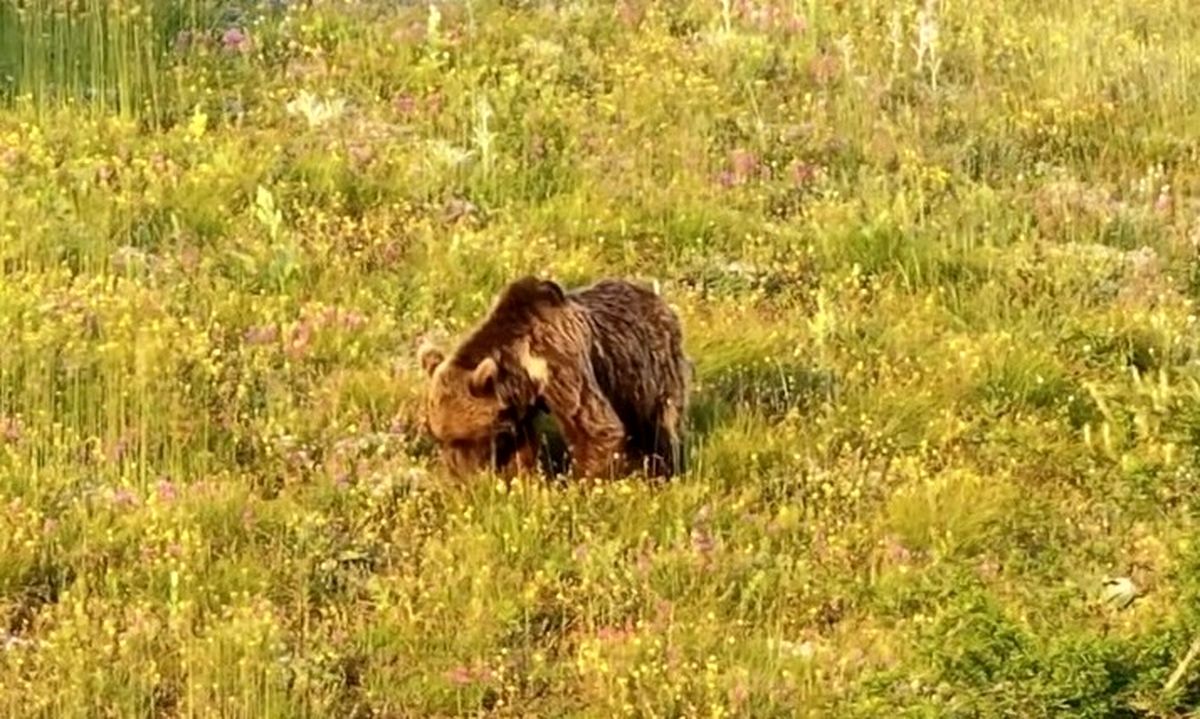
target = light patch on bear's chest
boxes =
[522,353,549,386]
[517,339,550,389]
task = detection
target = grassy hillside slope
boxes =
[3,0,1200,715]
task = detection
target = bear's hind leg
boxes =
[664,395,687,477]
[641,397,684,479]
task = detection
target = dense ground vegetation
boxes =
[3,0,1200,715]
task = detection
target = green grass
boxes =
[3,0,1200,715]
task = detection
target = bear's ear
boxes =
[418,342,445,377]
[539,279,566,304]
[469,357,499,397]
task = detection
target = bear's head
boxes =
[416,276,565,477]
[417,339,549,477]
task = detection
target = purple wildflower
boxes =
[109,436,130,463]
[1,415,21,444]
[286,320,313,359]
[392,93,417,116]
[347,142,374,166]
[1154,187,1173,215]
[340,312,366,331]
[617,0,644,27]
[883,535,912,564]
[730,148,760,181]
[445,665,474,686]
[244,324,279,346]
[173,30,194,55]
[391,22,424,46]
[111,487,139,509]
[156,479,178,504]
[791,161,817,187]
[690,526,715,555]
[1,147,20,169]
[222,27,249,54]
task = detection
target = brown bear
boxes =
[417,275,690,481]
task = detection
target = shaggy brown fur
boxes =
[418,276,690,480]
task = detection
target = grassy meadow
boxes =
[4,0,1200,715]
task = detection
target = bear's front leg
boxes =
[503,418,543,477]
[566,418,625,480]
[542,383,626,481]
